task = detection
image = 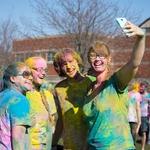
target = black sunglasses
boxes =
[17,71,32,79]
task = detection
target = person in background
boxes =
[53,48,93,150]
[25,56,57,150]
[0,62,33,150]
[128,81,141,145]
[83,20,145,149]
[0,78,4,91]
[148,94,150,145]
[139,80,150,150]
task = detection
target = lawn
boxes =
[136,142,150,150]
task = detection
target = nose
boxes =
[66,63,71,69]
[95,56,101,60]
[29,74,33,81]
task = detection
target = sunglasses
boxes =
[17,71,32,79]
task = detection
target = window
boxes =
[47,52,54,62]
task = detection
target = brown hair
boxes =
[3,62,28,89]
[53,48,83,77]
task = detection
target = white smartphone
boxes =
[116,17,128,35]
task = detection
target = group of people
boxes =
[128,80,150,150]
[0,20,146,150]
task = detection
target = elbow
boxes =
[130,61,141,70]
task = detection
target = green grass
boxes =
[136,142,150,150]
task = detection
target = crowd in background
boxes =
[128,79,150,150]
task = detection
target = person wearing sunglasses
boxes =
[83,21,145,149]
[25,56,57,150]
[0,62,33,150]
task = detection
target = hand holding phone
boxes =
[116,17,129,36]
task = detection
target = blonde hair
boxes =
[87,41,111,76]
[128,81,140,92]
[25,56,46,68]
[88,41,110,62]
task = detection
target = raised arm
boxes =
[116,21,145,90]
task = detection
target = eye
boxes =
[90,53,96,57]
[22,71,32,77]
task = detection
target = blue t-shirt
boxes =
[0,88,31,150]
[83,75,135,150]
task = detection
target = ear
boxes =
[10,76,17,83]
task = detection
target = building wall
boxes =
[12,35,150,83]
[110,36,150,81]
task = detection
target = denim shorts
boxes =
[140,116,149,132]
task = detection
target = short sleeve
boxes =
[112,73,128,94]
[8,96,31,127]
[135,92,142,103]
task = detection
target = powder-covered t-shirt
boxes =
[83,74,135,150]
[0,88,31,150]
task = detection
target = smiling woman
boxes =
[83,20,146,150]
[0,62,33,150]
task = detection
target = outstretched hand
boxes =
[124,21,145,37]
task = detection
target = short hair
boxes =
[140,80,149,90]
[88,41,110,62]
[25,56,46,69]
[53,48,83,77]
[3,62,27,89]
[128,81,139,92]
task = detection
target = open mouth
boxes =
[94,60,104,66]
[67,69,76,76]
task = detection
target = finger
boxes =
[126,32,135,37]
[124,28,134,33]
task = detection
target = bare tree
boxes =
[28,0,140,69]
[0,19,18,76]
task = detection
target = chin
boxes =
[67,75,75,78]
[94,68,105,73]
[37,79,43,85]
[67,72,77,78]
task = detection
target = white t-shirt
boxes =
[128,91,142,122]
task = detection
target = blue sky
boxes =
[0,0,149,31]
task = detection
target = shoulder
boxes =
[5,89,28,103]
[26,90,40,98]
[86,75,96,82]
[55,78,68,88]
[7,95,30,116]
[42,89,54,98]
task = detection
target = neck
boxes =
[96,69,108,83]
[11,84,25,95]
[33,81,41,91]
[67,72,84,82]
[92,70,108,90]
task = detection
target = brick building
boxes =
[12,18,150,83]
